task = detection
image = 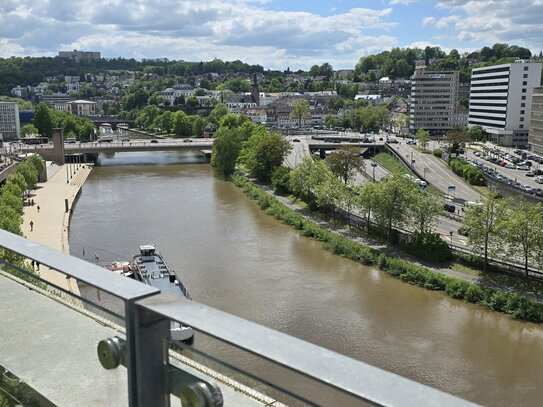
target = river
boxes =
[69,151,543,406]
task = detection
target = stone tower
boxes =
[251,73,260,106]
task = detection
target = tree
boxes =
[467,125,485,142]
[33,103,53,138]
[192,116,207,138]
[26,155,45,177]
[357,182,380,231]
[289,157,317,201]
[271,166,291,194]
[326,146,365,185]
[503,199,543,276]
[290,100,310,127]
[416,128,430,150]
[408,192,442,235]
[208,103,228,125]
[172,111,192,137]
[211,127,243,177]
[20,124,39,136]
[186,96,199,108]
[373,176,416,240]
[16,161,38,190]
[239,127,291,181]
[463,194,506,271]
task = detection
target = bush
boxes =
[271,166,291,194]
[433,149,443,158]
[450,158,485,186]
[400,232,452,263]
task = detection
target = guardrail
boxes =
[0,229,478,406]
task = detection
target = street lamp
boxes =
[371,161,377,182]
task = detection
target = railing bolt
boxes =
[97,336,125,370]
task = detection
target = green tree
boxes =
[357,181,380,231]
[326,146,365,185]
[0,203,23,235]
[271,166,291,194]
[290,99,310,127]
[408,192,442,235]
[463,194,506,271]
[172,111,192,137]
[20,124,39,136]
[467,125,485,142]
[192,116,207,138]
[239,127,291,181]
[16,161,38,190]
[503,200,543,275]
[211,127,243,177]
[26,155,45,176]
[208,103,228,125]
[33,102,53,137]
[0,191,23,215]
[289,157,317,201]
[373,176,416,240]
[416,128,430,150]
[186,96,199,108]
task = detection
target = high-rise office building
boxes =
[528,87,543,154]
[469,60,542,147]
[409,70,460,135]
[0,101,20,141]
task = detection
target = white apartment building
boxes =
[469,60,542,147]
[528,87,543,154]
[0,101,20,140]
[67,100,96,116]
[409,70,460,134]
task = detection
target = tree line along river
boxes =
[68,151,543,406]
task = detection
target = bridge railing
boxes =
[0,229,478,407]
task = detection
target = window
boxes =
[524,66,529,71]
[521,103,526,107]
[520,117,524,121]
[522,88,527,93]
[524,74,528,78]
[520,124,524,129]
[522,96,526,100]
[523,81,527,86]
[521,110,525,114]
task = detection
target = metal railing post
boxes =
[125,300,170,407]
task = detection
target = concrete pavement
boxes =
[22,162,93,294]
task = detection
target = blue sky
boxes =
[0,0,541,70]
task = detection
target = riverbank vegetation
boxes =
[232,174,543,323]
[0,155,44,280]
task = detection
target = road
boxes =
[388,142,482,203]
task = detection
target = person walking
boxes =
[37,205,40,213]
[30,220,34,231]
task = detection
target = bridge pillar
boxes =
[49,128,66,164]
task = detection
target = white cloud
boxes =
[389,0,417,4]
[0,0,399,69]
[435,1,543,51]
[422,17,436,26]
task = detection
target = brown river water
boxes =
[69,151,543,406]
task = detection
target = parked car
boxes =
[525,171,535,177]
[443,203,456,213]
[182,138,193,143]
[292,138,300,142]
[150,139,159,143]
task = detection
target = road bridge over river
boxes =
[20,133,214,163]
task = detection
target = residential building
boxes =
[469,60,542,147]
[409,70,460,135]
[58,50,101,62]
[67,100,96,116]
[0,101,20,140]
[528,87,543,154]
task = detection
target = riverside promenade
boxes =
[22,163,92,295]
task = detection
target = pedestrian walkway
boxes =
[22,163,93,295]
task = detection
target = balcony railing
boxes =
[0,229,479,406]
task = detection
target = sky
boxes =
[0,0,542,70]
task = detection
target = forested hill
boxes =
[0,57,264,95]
[0,43,540,95]
[355,43,539,83]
